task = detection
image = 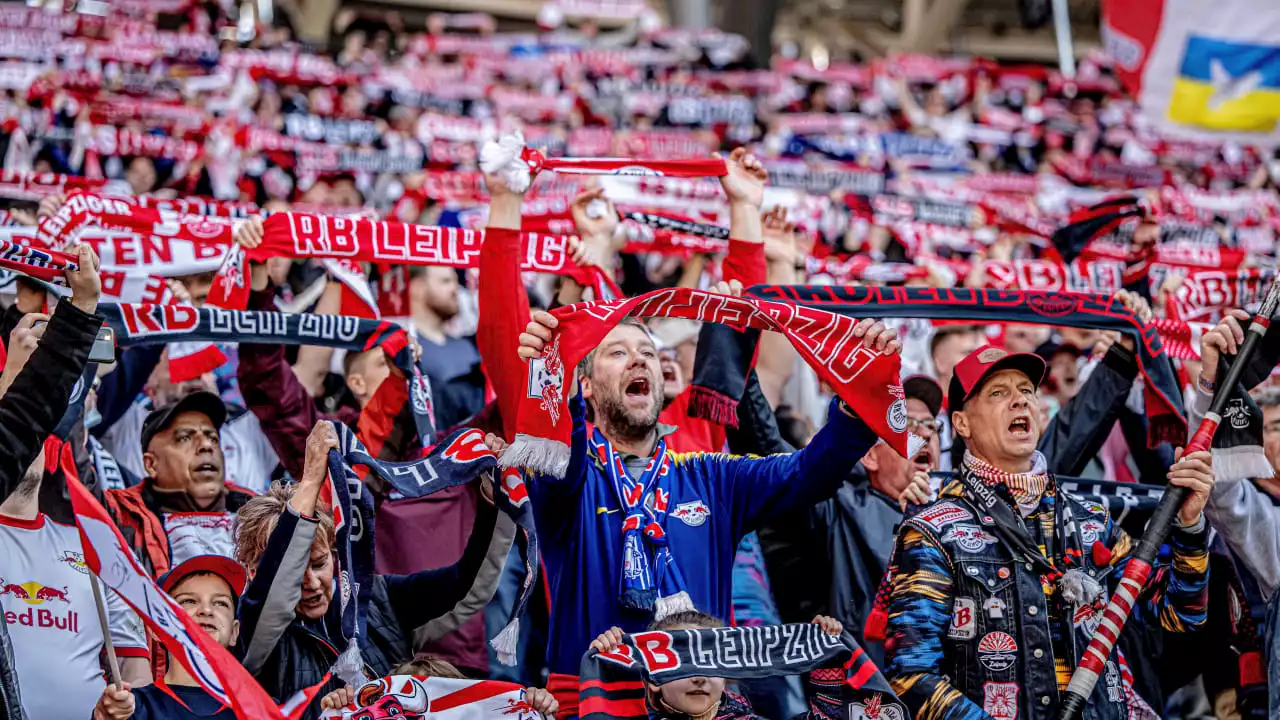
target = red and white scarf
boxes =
[320,675,539,719]
[204,213,617,309]
[479,133,728,195]
[503,286,921,477]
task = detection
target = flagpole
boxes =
[1057,278,1280,720]
[90,569,123,688]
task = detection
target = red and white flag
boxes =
[68,473,326,720]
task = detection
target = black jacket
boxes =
[0,300,104,720]
[237,499,498,719]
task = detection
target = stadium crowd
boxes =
[0,0,1278,719]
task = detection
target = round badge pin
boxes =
[997,567,1011,579]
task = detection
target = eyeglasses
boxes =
[905,417,940,434]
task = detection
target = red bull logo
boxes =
[670,500,710,527]
[0,577,80,634]
[0,577,70,605]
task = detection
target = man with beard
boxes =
[408,266,485,430]
[514,148,901,692]
[883,345,1214,720]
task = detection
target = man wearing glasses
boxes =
[760,375,942,667]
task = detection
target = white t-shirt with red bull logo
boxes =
[0,513,148,720]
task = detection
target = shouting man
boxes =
[515,149,902,697]
[884,345,1214,720]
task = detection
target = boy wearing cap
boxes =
[92,555,243,720]
[882,345,1215,720]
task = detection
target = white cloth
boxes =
[101,399,280,494]
[0,514,147,720]
[162,512,237,567]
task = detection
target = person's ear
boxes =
[142,451,158,478]
[229,619,240,648]
[346,373,366,398]
[952,411,971,440]
[580,374,593,400]
[861,445,881,472]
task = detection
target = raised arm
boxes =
[477,163,534,441]
[236,270,328,478]
[238,421,335,674]
[0,244,102,500]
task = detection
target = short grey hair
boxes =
[1253,386,1280,410]
[576,317,655,379]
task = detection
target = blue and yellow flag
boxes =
[1168,35,1280,133]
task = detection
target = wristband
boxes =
[1197,375,1217,393]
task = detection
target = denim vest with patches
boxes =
[903,489,1128,720]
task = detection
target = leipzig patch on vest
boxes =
[1079,518,1106,545]
[977,631,1018,672]
[847,692,907,720]
[948,597,976,640]
[942,524,997,552]
[913,501,969,531]
[983,681,1019,720]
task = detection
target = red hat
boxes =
[159,555,247,600]
[947,345,1047,414]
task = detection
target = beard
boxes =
[593,385,662,444]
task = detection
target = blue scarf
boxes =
[588,428,693,619]
[325,422,540,670]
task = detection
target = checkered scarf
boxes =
[963,450,1050,508]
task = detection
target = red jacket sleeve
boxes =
[476,226,531,441]
[722,239,767,287]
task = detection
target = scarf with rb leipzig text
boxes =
[578,624,905,720]
[502,286,921,478]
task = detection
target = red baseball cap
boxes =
[159,555,247,600]
[947,345,1047,415]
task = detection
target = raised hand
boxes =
[717,146,767,209]
[66,243,102,314]
[1168,449,1214,526]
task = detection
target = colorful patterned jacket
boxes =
[884,474,1209,720]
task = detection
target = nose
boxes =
[303,568,321,590]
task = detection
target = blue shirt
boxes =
[531,395,877,674]
[131,683,232,719]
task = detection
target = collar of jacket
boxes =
[587,423,679,470]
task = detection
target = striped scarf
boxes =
[963,450,1050,510]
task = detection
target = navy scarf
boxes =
[690,286,1187,448]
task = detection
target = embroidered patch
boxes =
[847,693,907,720]
[943,524,998,553]
[983,681,1019,720]
[948,597,976,640]
[886,399,908,432]
[1079,519,1106,545]
[1104,661,1123,703]
[978,347,1008,363]
[914,501,970,531]
[977,632,1018,673]
[670,500,710,527]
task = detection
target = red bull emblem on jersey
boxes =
[670,500,710,527]
[0,577,80,633]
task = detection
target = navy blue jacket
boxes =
[531,393,878,675]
